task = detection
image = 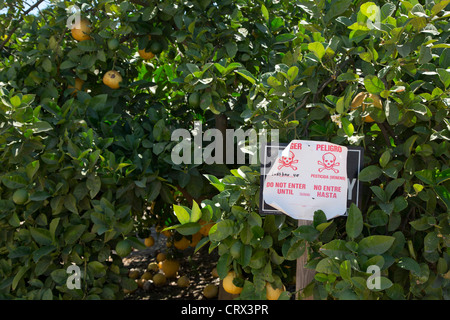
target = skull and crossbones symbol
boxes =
[278,150,298,170]
[318,153,340,173]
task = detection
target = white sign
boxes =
[262,140,349,221]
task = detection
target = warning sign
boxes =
[259,141,364,220]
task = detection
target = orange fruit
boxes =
[156,252,166,262]
[137,278,147,288]
[138,49,155,60]
[190,232,202,247]
[68,78,84,95]
[71,18,91,41]
[102,70,122,89]
[141,271,152,281]
[144,236,155,247]
[199,220,215,236]
[128,270,140,279]
[160,259,180,278]
[174,237,190,250]
[147,262,159,273]
[222,271,243,295]
[152,273,166,286]
[350,92,383,123]
[138,35,155,60]
[203,284,218,298]
[211,267,219,278]
[266,282,285,300]
[177,275,190,288]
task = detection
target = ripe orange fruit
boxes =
[141,271,152,281]
[102,70,122,89]
[160,259,180,278]
[177,275,190,288]
[190,232,202,248]
[137,278,147,288]
[147,262,159,273]
[152,273,166,286]
[138,49,155,60]
[199,220,215,236]
[222,271,243,295]
[128,270,140,279]
[174,237,190,250]
[265,282,285,300]
[350,92,383,123]
[203,284,218,298]
[156,252,166,262]
[68,78,84,95]
[71,18,91,41]
[138,35,155,60]
[144,236,155,247]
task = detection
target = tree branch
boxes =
[0,0,46,51]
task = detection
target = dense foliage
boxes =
[0,0,449,300]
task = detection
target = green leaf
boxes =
[10,95,21,108]
[173,204,191,224]
[320,239,350,260]
[403,135,418,157]
[88,261,106,278]
[431,0,450,16]
[433,185,450,209]
[398,257,421,276]
[171,222,201,236]
[308,42,325,60]
[2,173,28,189]
[64,224,87,245]
[287,66,299,84]
[12,266,29,290]
[364,75,385,94]
[340,260,352,281]
[209,219,234,242]
[64,194,78,214]
[324,0,352,23]
[358,235,395,256]
[283,238,306,260]
[235,70,257,85]
[346,203,363,239]
[358,165,382,182]
[294,225,320,242]
[60,60,77,70]
[261,4,269,22]
[87,174,101,199]
[190,200,202,223]
[341,117,354,136]
[225,42,238,59]
[30,227,53,246]
[437,68,450,88]
[199,92,212,110]
[25,160,40,180]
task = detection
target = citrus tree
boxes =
[0,0,449,300]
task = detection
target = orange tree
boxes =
[0,0,449,300]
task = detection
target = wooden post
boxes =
[296,220,315,300]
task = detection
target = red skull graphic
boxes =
[278,150,298,170]
[318,152,340,173]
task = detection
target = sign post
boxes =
[260,141,364,299]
